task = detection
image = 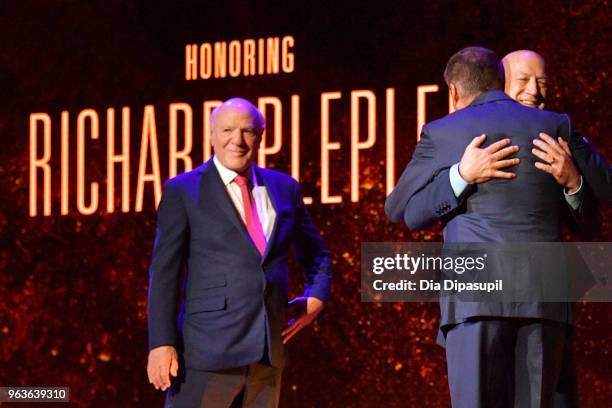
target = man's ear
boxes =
[448,83,460,111]
[210,130,216,148]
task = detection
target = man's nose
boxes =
[229,129,246,145]
[525,77,540,96]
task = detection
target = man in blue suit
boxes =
[146,98,332,407]
[385,47,610,407]
[503,49,600,408]
[502,49,611,209]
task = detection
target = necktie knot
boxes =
[234,175,249,188]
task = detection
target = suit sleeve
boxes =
[293,182,332,302]
[147,180,189,350]
[565,180,603,240]
[385,128,465,231]
[559,114,612,207]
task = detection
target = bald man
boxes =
[146,98,332,407]
[503,50,610,408]
[503,50,611,208]
[503,50,548,109]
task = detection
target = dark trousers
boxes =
[164,363,282,408]
[445,318,566,408]
[553,326,579,408]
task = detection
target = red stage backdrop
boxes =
[1,1,610,407]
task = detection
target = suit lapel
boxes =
[198,160,261,258]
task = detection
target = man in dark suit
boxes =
[146,98,332,407]
[385,47,610,407]
[502,49,609,408]
[502,49,611,209]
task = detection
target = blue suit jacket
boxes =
[147,159,331,370]
[385,91,610,326]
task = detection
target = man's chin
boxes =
[226,159,251,173]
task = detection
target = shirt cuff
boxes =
[564,176,583,210]
[449,163,470,198]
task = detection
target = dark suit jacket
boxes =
[147,159,332,370]
[385,91,610,326]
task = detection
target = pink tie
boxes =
[234,175,267,256]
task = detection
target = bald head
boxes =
[211,97,265,132]
[502,50,548,109]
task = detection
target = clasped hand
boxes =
[458,132,580,192]
[458,134,520,183]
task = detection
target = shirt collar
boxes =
[213,155,257,186]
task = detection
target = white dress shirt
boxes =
[213,156,276,241]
